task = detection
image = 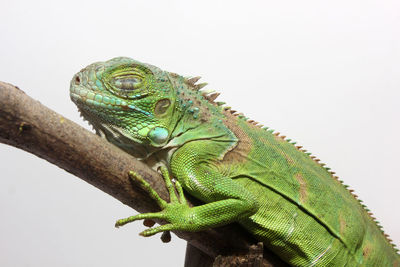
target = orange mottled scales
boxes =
[218,113,398,265]
[70,57,399,266]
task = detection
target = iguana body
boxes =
[70,57,399,266]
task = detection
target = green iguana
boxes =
[70,57,399,266]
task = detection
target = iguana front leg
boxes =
[115,166,192,236]
[116,141,259,236]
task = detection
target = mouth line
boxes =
[70,86,152,116]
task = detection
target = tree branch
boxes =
[0,81,287,266]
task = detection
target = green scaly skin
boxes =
[70,57,399,266]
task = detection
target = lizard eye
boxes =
[104,64,150,98]
[112,76,143,90]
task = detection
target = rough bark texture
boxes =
[0,81,288,266]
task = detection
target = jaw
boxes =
[74,105,156,159]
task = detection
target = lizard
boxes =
[69,57,399,266]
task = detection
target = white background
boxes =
[1,1,399,266]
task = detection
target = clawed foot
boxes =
[115,166,189,237]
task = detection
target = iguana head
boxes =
[70,57,180,157]
[71,57,234,158]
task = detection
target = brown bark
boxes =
[0,81,287,266]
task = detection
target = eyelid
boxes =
[113,77,142,90]
[103,66,150,98]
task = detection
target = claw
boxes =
[161,231,171,243]
[143,219,156,227]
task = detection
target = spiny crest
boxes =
[184,76,265,128]
[184,76,230,105]
[184,76,208,91]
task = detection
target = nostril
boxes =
[75,76,81,85]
